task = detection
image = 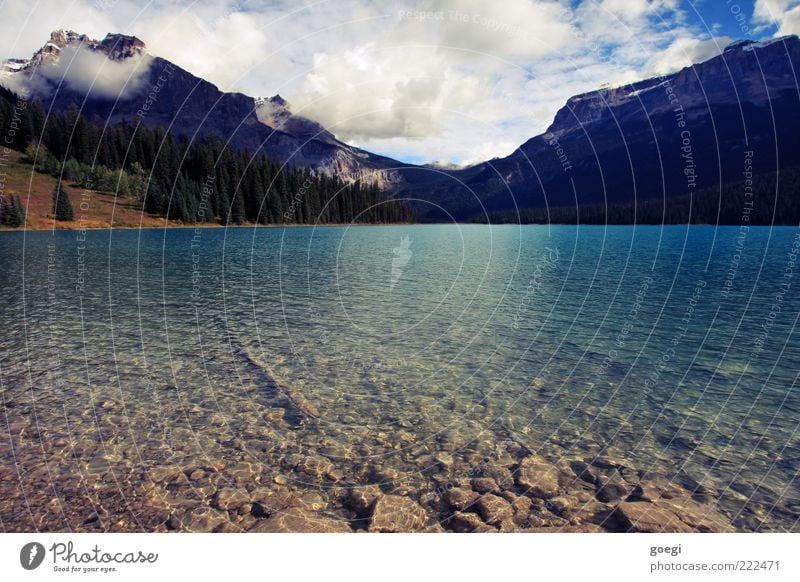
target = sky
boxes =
[0,0,797,166]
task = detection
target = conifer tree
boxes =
[52,180,74,221]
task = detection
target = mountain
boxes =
[395,36,800,221]
[4,31,799,224]
[0,30,403,189]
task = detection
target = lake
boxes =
[1,224,798,532]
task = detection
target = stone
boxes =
[471,477,499,493]
[571,500,616,525]
[251,489,301,516]
[596,478,630,502]
[188,469,206,482]
[434,454,454,469]
[297,456,336,480]
[348,485,383,516]
[614,501,693,533]
[589,455,632,470]
[214,488,250,511]
[226,462,254,482]
[481,464,515,489]
[630,478,688,502]
[249,508,351,532]
[546,496,573,514]
[498,518,518,532]
[147,465,182,483]
[448,511,493,533]
[476,493,514,525]
[444,487,480,511]
[369,495,428,532]
[517,457,560,498]
[299,492,327,511]
[660,498,735,533]
[521,523,607,533]
[213,521,244,533]
[569,461,598,485]
[264,408,285,422]
[175,507,230,532]
[511,495,533,521]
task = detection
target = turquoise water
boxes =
[0,224,798,531]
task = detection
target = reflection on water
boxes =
[0,224,798,532]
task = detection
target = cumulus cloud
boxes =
[753,0,800,34]
[646,36,731,76]
[132,8,276,93]
[0,0,122,61]
[754,0,798,22]
[431,0,577,57]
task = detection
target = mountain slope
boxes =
[1,31,404,189]
[395,36,800,221]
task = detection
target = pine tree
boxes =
[8,195,25,227]
[52,180,74,221]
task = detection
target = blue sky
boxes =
[1,1,798,165]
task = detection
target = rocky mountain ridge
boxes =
[1,30,402,189]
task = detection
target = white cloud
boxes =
[132,8,276,93]
[753,0,800,34]
[0,0,120,61]
[754,0,799,22]
[46,46,152,99]
[432,0,577,57]
[646,36,731,76]
[3,44,152,100]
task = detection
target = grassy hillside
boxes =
[1,150,184,230]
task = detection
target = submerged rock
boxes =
[214,488,250,511]
[297,455,336,480]
[448,511,494,533]
[595,477,630,502]
[517,457,560,498]
[347,485,383,516]
[250,488,301,516]
[614,501,693,533]
[521,523,607,533]
[471,477,499,493]
[369,495,428,532]
[444,487,480,511]
[147,465,182,483]
[569,461,598,484]
[173,507,231,532]
[249,508,351,532]
[476,493,514,526]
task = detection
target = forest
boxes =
[0,85,414,227]
[476,167,800,226]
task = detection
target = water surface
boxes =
[1,224,798,531]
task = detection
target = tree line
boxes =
[477,166,800,226]
[0,86,414,226]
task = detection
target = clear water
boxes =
[1,224,798,531]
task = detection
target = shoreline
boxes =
[2,222,797,232]
[0,221,419,232]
